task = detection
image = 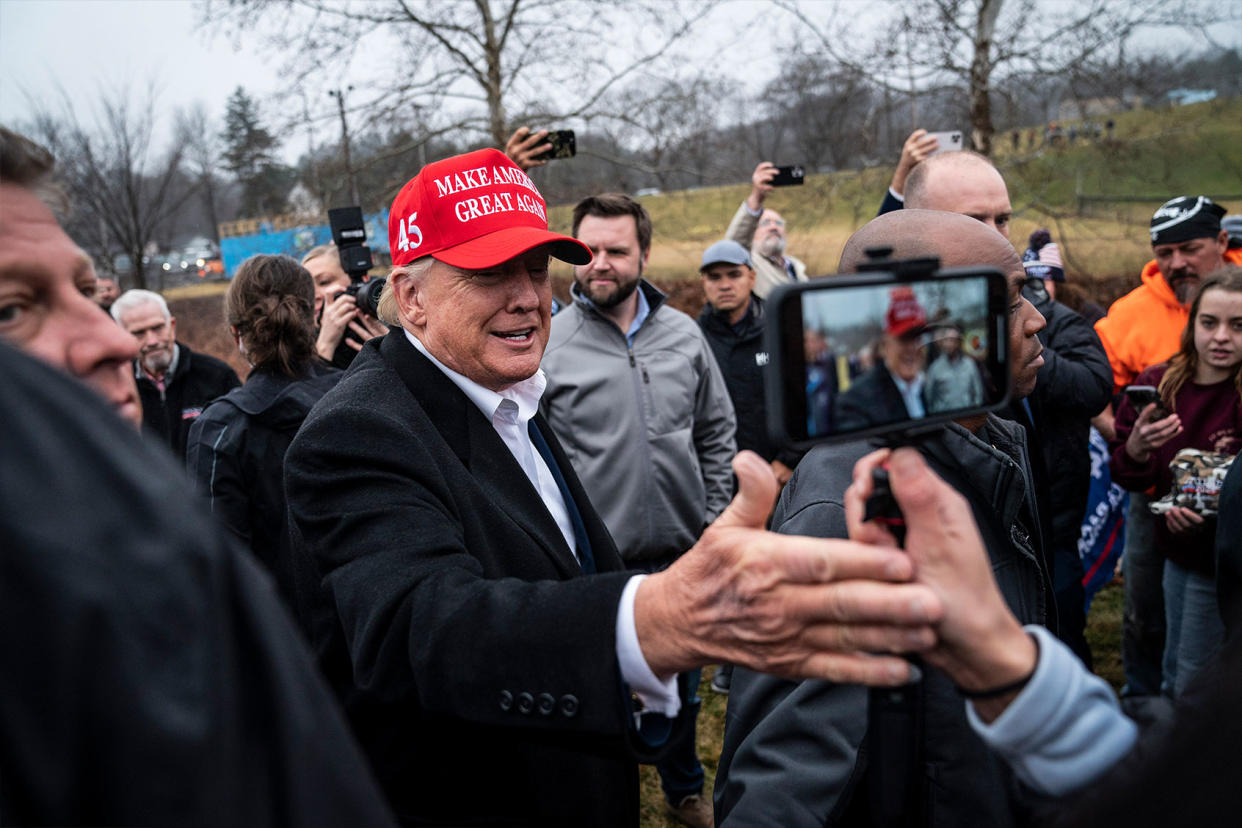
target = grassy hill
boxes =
[549,96,1242,307]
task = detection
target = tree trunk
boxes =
[968,0,1004,156]
[479,0,507,148]
[129,243,148,291]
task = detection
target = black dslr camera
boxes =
[328,206,385,318]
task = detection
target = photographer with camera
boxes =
[301,241,388,368]
[725,162,809,299]
[716,209,1052,827]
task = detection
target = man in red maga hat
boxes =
[283,148,942,826]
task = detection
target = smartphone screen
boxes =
[766,268,1010,447]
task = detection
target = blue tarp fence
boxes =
[220,209,390,277]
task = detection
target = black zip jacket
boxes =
[136,342,240,460]
[186,360,341,607]
[698,295,799,467]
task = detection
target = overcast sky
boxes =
[0,1,282,139]
[2,0,1238,162]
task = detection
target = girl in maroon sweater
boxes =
[1111,265,1242,696]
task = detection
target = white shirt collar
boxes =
[405,330,546,423]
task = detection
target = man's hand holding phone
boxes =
[748,161,778,210]
[505,126,551,171]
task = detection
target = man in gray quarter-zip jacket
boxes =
[541,193,736,828]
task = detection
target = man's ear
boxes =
[391,269,426,329]
[1218,229,1231,252]
[168,316,177,338]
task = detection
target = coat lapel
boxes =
[380,332,582,578]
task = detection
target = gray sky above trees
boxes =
[4,0,1237,162]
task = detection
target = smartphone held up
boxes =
[765,254,1012,448]
[534,129,576,161]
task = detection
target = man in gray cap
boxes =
[1094,195,1240,707]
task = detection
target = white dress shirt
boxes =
[406,331,680,715]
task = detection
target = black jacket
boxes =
[284,332,689,826]
[835,362,921,432]
[1021,288,1113,549]
[136,342,240,459]
[716,417,1050,827]
[186,360,341,606]
[698,295,798,466]
[0,342,393,827]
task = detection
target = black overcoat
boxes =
[285,331,682,826]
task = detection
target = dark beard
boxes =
[588,276,640,309]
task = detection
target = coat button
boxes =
[517,692,534,714]
[559,694,579,717]
[537,692,555,715]
[499,690,513,711]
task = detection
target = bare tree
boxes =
[28,84,198,290]
[202,0,713,151]
[606,73,741,190]
[774,0,1225,156]
[178,103,224,244]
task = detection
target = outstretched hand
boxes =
[634,450,941,687]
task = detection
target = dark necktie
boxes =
[528,420,596,574]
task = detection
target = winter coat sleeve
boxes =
[1035,303,1113,416]
[692,330,738,523]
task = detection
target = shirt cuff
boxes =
[615,574,681,717]
[888,187,905,203]
[966,625,1138,797]
[742,201,763,217]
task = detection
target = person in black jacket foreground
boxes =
[905,151,1113,662]
[716,209,1052,827]
[0,125,394,827]
[186,254,341,607]
[112,287,241,459]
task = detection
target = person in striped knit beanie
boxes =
[1023,229,1066,299]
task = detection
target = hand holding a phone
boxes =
[748,161,778,210]
[1124,403,1183,462]
[845,447,1037,719]
[891,129,941,196]
[504,126,550,171]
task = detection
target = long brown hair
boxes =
[1158,264,1242,410]
[225,255,317,378]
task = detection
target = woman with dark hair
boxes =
[187,254,342,604]
[1110,264,1242,696]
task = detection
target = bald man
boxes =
[904,149,1013,239]
[905,150,1111,668]
[715,210,1052,827]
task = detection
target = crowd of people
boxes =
[2,114,1241,828]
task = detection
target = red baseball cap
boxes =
[885,286,927,338]
[388,148,591,269]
